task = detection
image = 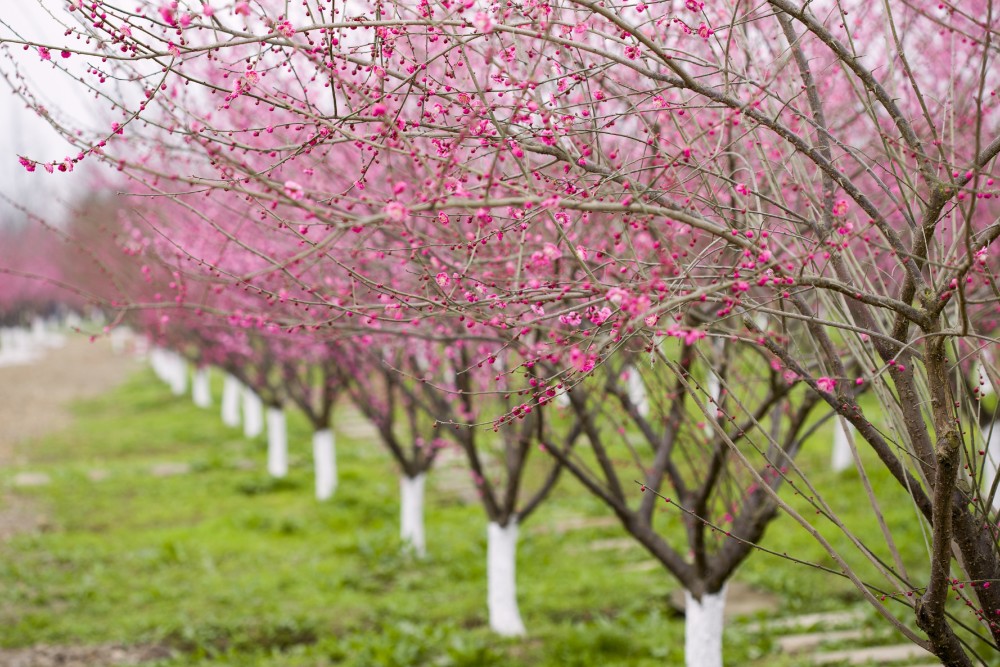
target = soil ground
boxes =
[0,335,154,665]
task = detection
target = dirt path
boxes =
[0,335,170,665]
[0,334,138,540]
[0,335,139,466]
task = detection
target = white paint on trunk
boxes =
[109,327,131,354]
[0,327,41,367]
[975,362,996,397]
[221,375,241,427]
[684,586,726,667]
[707,369,721,404]
[192,367,212,408]
[312,428,337,500]
[982,421,1000,511]
[625,365,650,417]
[400,473,427,556]
[168,353,187,396]
[487,520,526,636]
[703,370,721,436]
[242,388,264,438]
[831,418,854,473]
[266,407,288,478]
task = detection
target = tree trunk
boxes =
[684,585,727,667]
[242,388,264,438]
[831,417,853,473]
[983,420,1000,512]
[221,375,241,428]
[266,407,288,478]
[625,365,650,417]
[192,367,211,408]
[400,473,427,556]
[312,428,337,500]
[168,353,187,396]
[487,520,526,636]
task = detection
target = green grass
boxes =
[0,367,979,665]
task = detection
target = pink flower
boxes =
[371,103,388,116]
[37,47,51,61]
[472,11,494,33]
[275,20,295,37]
[234,1,251,16]
[559,311,582,326]
[817,376,836,393]
[283,180,304,200]
[384,201,409,222]
[588,307,612,325]
[435,272,450,287]
[569,347,597,373]
[18,156,36,172]
[202,3,215,17]
[159,6,177,26]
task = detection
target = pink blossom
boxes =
[283,180,305,200]
[37,47,51,61]
[275,20,295,37]
[817,376,836,393]
[159,6,177,26]
[435,272,450,287]
[589,307,612,325]
[18,156,36,172]
[569,347,597,373]
[559,311,582,326]
[384,201,409,222]
[234,1,251,16]
[371,103,388,116]
[472,12,494,33]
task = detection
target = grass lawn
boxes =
[0,366,958,665]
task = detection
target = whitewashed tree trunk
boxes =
[133,335,149,360]
[983,420,1000,512]
[266,407,288,478]
[625,365,650,417]
[707,369,721,404]
[400,473,427,556]
[487,520,526,636]
[110,327,130,354]
[703,370,721,436]
[312,428,337,500]
[831,418,854,473]
[168,353,187,396]
[242,388,264,438]
[150,347,166,382]
[192,367,212,408]
[684,586,727,667]
[221,375,241,427]
[975,362,996,397]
